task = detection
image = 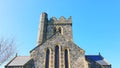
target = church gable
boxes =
[30,32,85,68]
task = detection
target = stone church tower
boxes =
[30,12,88,68]
[5,12,111,68]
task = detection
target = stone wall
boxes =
[46,24,72,41]
[37,12,72,45]
[31,33,87,68]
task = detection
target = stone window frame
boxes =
[44,48,51,68]
[53,26,63,35]
[64,48,71,68]
[53,27,57,34]
[54,45,60,68]
[58,26,63,35]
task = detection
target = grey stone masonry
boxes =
[30,12,111,68]
[37,12,48,45]
[31,12,88,68]
[31,33,87,68]
[5,12,112,68]
[37,12,72,46]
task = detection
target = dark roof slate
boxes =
[85,55,110,65]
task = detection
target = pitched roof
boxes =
[7,56,30,66]
[85,55,110,65]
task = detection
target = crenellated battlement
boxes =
[48,16,72,24]
[37,12,72,45]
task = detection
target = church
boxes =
[5,12,111,68]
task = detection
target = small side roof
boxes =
[85,55,110,65]
[6,56,30,66]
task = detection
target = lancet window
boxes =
[64,49,69,68]
[55,46,59,68]
[45,49,50,68]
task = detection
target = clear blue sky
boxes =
[0,0,120,68]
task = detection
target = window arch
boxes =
[58,27,63,35]
[64,49,69,68]
[53,27,56,34]
[55,46,59,68]
[58,27,61,33]
[53,26,63,34]
[45,49,50,68]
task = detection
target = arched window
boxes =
[58,27,61,33]
[64,49,69,68]
[53,27,56,34]
[55,46,59,68]
[45,49,50,68]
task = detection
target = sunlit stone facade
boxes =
[5,12,111,68]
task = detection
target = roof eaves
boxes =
[5,55,17,67]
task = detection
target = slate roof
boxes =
[6,56,30,66]
[85,55,110,65]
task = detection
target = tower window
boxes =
[54,27,56,34]
[58,27,61,33]
[45,49,50,68]
[55,46,59,68]
[64,49,69,68]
